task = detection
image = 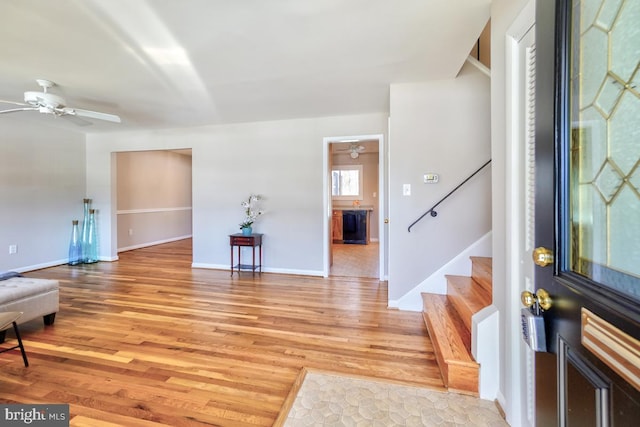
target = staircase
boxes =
[421,256,492,395]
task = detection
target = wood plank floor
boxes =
[0,239,443,426]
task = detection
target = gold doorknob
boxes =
[521,289,553,310]
[384,218,389,224]
[533,247,554,267]
[536,288,552,310]
[521,290,536,308]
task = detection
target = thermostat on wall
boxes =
[423,173,439,183]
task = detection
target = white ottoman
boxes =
[0,277,59,341]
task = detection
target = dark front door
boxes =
[535,0,640,425]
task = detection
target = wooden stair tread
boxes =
[470,256,492,293]
[422,293,474,359]
[419,256,494,396]
[422,293,479,395]
[446,275,492,332]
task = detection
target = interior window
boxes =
[332,165,363,200]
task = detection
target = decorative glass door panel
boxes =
[569,0,640,301]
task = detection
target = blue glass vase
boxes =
[242,226,252,236]
[68,220,82,265]
[80,198,91,262]
[84,209,99,264]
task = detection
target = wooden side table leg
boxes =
[230,245,234,276]
[259,244,262,273]
[252,245,256,276]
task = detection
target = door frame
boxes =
[322,134,386,279]
[505,1,536,426]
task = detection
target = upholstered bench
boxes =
[0,277,59,342]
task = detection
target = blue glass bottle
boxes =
[80,198,91,262]
[68,220,82,265]
[84,209,99,264]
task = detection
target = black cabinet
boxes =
[342,210,367,244]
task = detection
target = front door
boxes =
[534,0,640,426]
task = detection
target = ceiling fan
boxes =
[0,79,121,125]
[336,142,365,159]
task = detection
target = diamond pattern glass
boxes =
[570,0,640,299]
[593,160,624,202]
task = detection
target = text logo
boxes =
[1,405,69,426]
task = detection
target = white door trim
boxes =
[505,1,536,426]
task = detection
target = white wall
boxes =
[387,62,492,302]
[0,121,86,271]
[86,113,388,274]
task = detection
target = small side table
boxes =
[229,233,263,276]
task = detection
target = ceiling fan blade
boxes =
[67,108,121,123]
[62,114,93,127]
[0,99,29,107]
[0,107,38,114]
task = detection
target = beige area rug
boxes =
[275,369,508,427]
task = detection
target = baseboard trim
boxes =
[192,263,324,277]
[118,235,192,253]
[13,255,118,273]
[12,259,68,273]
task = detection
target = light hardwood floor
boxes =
[0,239,443,426]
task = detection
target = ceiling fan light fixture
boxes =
[0,79,121,125]
[350,151,359,159]
[24,91,65,108]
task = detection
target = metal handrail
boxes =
[407,159,491,232]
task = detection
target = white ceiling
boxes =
[0,0,490,134]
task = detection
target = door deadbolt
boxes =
[520,289,551,352]
[520,289,553,311]
[521,290,536,308]
[533,247,554,267]
[536,288,552,310]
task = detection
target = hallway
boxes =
[330,242,379,278]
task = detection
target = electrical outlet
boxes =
[403,184,411,196]
[8,244,17,254]
[128,229,134,236]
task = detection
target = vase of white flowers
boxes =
[239,194,263,235]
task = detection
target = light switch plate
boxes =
[403,184,411,196]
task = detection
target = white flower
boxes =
[239,194,263,229]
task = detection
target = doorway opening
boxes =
[113,149,193,258]
[323,134,385,279]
